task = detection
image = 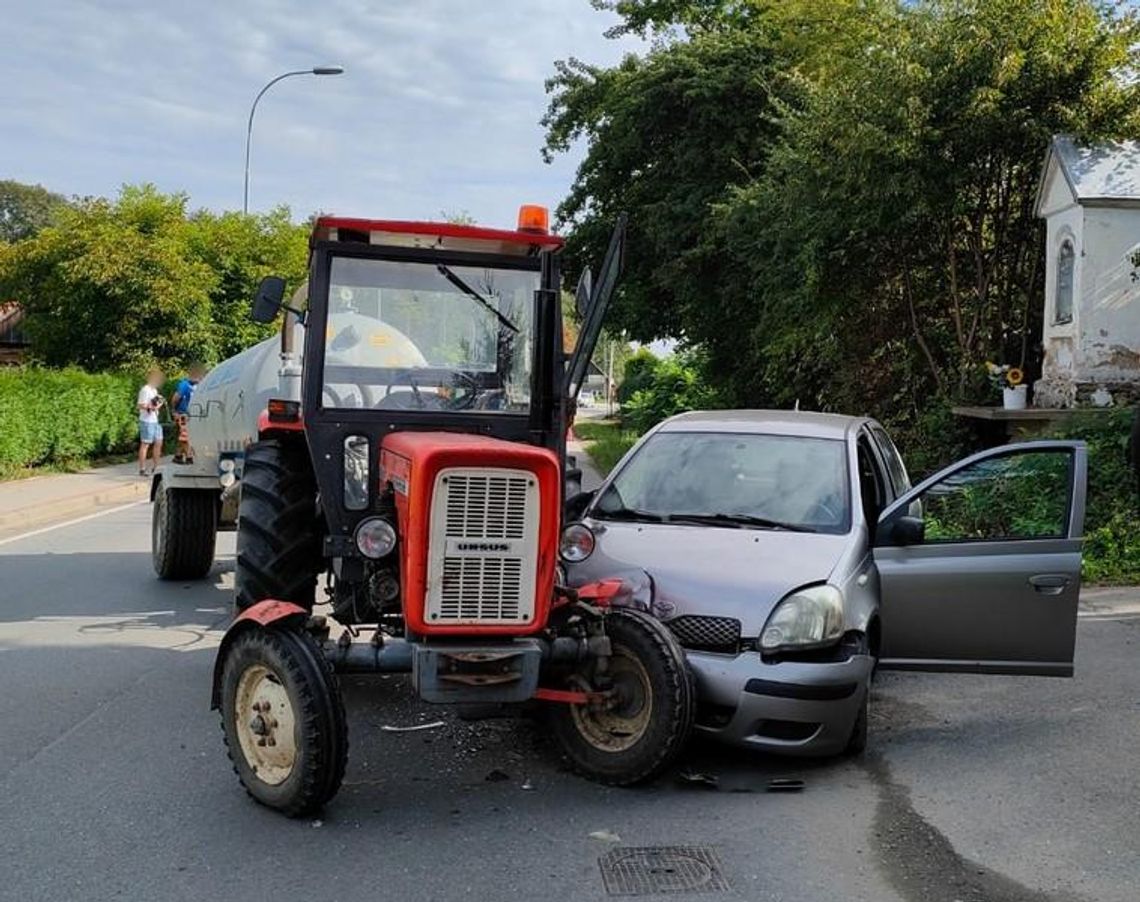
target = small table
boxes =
[951,405,1115,441]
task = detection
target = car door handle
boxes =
[1029,574,1071,595]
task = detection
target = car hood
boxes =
[576,520,852,637]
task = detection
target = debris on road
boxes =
[589,829,622,843]
[767,778,805,793]
[485,769,511,783]
[677,769,719,789]
[380,720,445,733]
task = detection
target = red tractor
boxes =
[153,208,695,815]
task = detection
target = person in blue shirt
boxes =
[170,362,206,464]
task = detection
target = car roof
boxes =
[656,409,870,441]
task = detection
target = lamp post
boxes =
[243,66,344,214]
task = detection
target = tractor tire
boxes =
[219,626,348,817]
[548,609,696,786]
[152,481,217,580]
[235,439,321,612]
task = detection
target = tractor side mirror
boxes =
[574,269,593,320]
[251,276,287,324]
[565,489,596,522]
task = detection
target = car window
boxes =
[919,449,1073,542]
[870,424,911,498]
[595,431,851,534]
[856,436,886,524]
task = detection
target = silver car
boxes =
[562,410,1087,756]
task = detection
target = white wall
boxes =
[1075,205,1140,388]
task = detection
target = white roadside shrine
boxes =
[1033,135,1140,408]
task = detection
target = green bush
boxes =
[0,367,141,475]
[1045,410,1140,583]
[622,352,720,435]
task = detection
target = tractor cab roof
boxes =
[312,208,564,258]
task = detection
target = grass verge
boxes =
[572,419,639,475]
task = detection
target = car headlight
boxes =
[760,584,845,652]
[355,517,397,559]
[559,523,595,563]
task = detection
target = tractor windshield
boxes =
[321,256,539,413]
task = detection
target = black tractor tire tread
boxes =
[550,608,695,787]
[235,440,321,612]
[152,484,217,580]
[220,627,348,817]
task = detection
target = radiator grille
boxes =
[443,473,529,540]
[666,615,742,653]
[425,468,539,625]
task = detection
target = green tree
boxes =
[723,0,1140,423]
[0,180,68,243]
[0,186,216,370]
[543,21,793,345]
[0,186,310,371]
[185,207,309,360]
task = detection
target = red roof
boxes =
[312,217,563,257]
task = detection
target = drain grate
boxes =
[598,846,730,896]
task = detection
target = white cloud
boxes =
[0,0,643,226]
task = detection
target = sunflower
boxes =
[1006,367,1024,387]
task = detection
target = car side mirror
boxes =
[251,276,287,324]
[574,269,593,320]
[882,514,925,546]
[565,489,596,522]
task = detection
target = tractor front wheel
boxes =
[548,609,695,786]
[219,626,347,817]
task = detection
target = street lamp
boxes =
[243,66,344,214]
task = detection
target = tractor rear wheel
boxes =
[548,609,695,786]
[220,626,348,816]
[235,440,321,612]
[152,481,217,580]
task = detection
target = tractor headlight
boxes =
[760,584,845,653]
[355,517,397,559]
[559,523,595,563]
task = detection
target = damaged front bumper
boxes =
[686,648,874,757]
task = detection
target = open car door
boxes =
[874,441,1087,676]
[564,213,627,400]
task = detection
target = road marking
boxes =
[0,500,147,547]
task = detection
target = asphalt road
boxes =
[1,501,1137,902]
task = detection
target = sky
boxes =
[0,0,643,227]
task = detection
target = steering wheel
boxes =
[806,496,842,526]
[443,371,483,411]
[383,369,426,408]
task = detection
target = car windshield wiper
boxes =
[595,505,668,523]
[665,512,818,533]
[435,264,519,334]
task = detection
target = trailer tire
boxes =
[549,609,695,786]
[235,440,321,612]
[220,626,347,816]
[152,481,217,580]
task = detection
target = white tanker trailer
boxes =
[149,307,429,577]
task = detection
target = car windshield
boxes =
[594,431,851,534]
[321,255,539,413]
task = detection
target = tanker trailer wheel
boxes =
[152,481,217,580]
[220,626,347,816]
[549,609,696,786]
[235,440,321,612]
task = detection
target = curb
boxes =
[0,480,149,536]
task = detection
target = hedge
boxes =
[0,367,141,475]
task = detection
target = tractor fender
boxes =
[209,600,309,709]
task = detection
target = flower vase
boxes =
[1002,385,1027,410]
